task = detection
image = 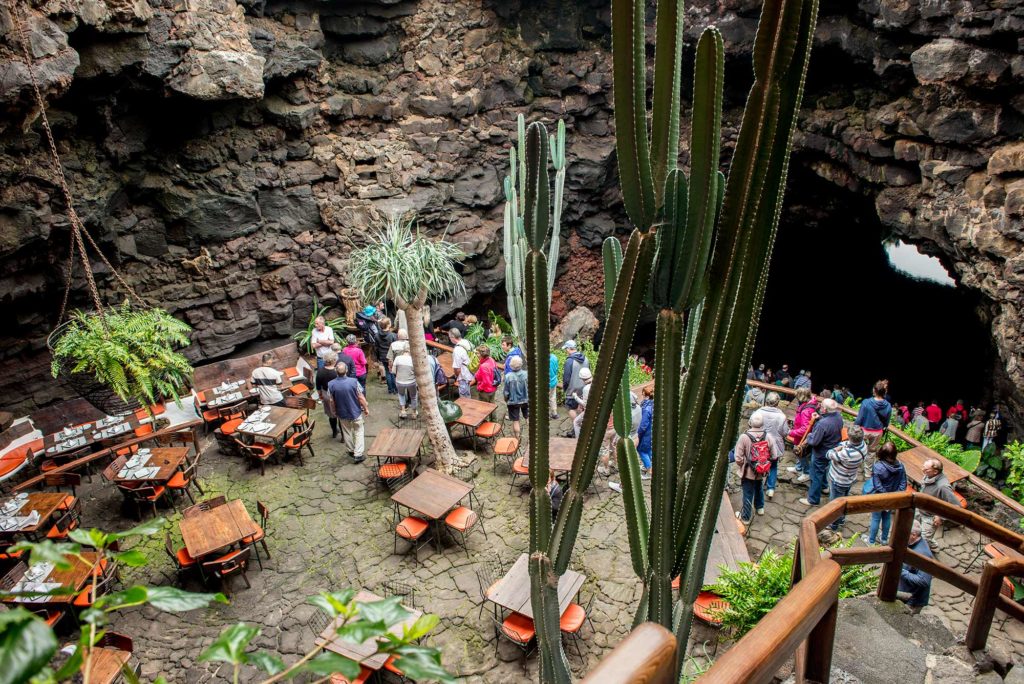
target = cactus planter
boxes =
[523,0,818,681]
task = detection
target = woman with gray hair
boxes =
[733,413,777,524]
[343,333,369,391]
[503,354,528,437]
[752,392,787,498]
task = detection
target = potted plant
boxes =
[48,302,194,417]
[341,287,361,326]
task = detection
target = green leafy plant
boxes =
[2,522,452,684]
[291,296,332,354]
[1003,441,1024,502]
[50,302,193,414]
[464,323,486,346]
[3,519,226,684]
[349,212,467,473]
[708,539,877,637]
[488,311,514,336]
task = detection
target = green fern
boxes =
[51,302,194,411]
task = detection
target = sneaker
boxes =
[608,482,622,493]
[640,470,651,480]
[399,408,407,419]
[735,511,752,525]
[797,497,812,506]
[786,466,801,474]
[756,508,765,516]
[861,534,873,546]
[352,456,365,464]
[766,488,775,499]
[550,413,559,419]
[796,473,810,483]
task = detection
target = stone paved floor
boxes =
[67,389,1022,682]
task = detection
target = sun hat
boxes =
[580,368,593,381]
[363,306,376,316]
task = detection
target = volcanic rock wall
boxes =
[0,0,1021,422]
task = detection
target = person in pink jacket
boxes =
[343,334,368,391]
[474,346,498,401]
[786,387,818,480]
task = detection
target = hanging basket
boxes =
[47,317,142,416]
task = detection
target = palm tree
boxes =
[349,212,466,472]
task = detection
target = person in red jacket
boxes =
[474,346,498,402]
[925,401,942,431]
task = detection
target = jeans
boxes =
[796,453,809,473]
[829,481,852,530]
[766,460,779,490]
[807,455,830,505]
[397,382,418,410]
[868,510,891,544]
[357,375,367,392]
[638,448,652,470]
[385,368,397,394]
[339,416,365,460]
[740,478,764,521]
[316,357,326,370]
[458,379,471,398]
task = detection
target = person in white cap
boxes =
[561,340,589,421]
[571,367,594,438]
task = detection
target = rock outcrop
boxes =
[0,0,1020,421]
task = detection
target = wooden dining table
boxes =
[1,552,99,606]
[368,428,425,464]
[42,414,141,456]
[453,397,497,448]
[0,492,73,537]
[110,447,189,484]
[179,500,262,559]
[523,437,576,473]
[82,647,131,684]
[390,469,473,550]
[486,553,586,619]
[317,590,423,670]
[235,406,305,443]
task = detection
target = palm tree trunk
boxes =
[402,303,459,473]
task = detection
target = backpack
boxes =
[468,349,480,373]
[431,356,447,386]
[745,431,773,477]
[492,364,503,386]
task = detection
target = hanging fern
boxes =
[50,302,194,409]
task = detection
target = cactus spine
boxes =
[524,0,818,680]
[504,114,566,344]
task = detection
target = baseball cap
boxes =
[562,340,577,350]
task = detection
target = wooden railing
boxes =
[589,493,1024,683]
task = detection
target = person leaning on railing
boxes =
[918,459,960,542]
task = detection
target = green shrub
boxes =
[1004,441,1024,502]
[708,538,878,637]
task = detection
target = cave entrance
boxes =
[753,166,996,410]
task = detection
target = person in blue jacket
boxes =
[898,519,933,612]
[636,385,654,479]
[855,380,893,478]
[863,441,907,545]
[799,399,844,507]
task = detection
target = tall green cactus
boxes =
[523,0,818,681]
[504,114,566,344]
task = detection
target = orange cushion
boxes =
[40,460,58,472]
[501,613,536,643]
[383,655,403,676]
[202,409,220,422]
[219,419,242,435]
[283,367,300,379]
[241,527,265,545]
[284,434,307,449]
[289,384,310,395]
[167,472,188,488]
[0,449,26,478]
[559,603,586,633]
[135,425,154,437]
[116,445,140,457]
[92,558,109,577]
[444,506,477,532]
[59,495,75,510]
[512,457,529,475]
[396,516,429,540]
[292,414,308,425]
[149,403,166,416]
[176,548,197,567]
[378,463,407,479]
[954,491,968,509]
[494,438,519,455]
[249,444,276,458]
[196,391,207,402]
[142,486,166,501]
[73,588,93,607]
[475,422,501,438]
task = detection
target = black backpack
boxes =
[492,365,503,387]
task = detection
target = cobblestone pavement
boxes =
[71,389,1022,682]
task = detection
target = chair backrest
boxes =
[291,422,315,447]
[283,396,315,411]
[0,562,27,590]
[203,547,250,575]
[135,424,155,438]
[381,580,416,608]
[452,464,473,482]
[219,401,247,421]
[61,446,92,462]
[387,470,414,493]
[44,472,81,490]
[205,495,227,509]
[51,510,74,536]
[164,533,176,559]
[257,501,269,528]
[104,456,128,481]
[476,556,506,596]
[97,632,133,653]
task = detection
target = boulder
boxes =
[988,143,1024,177]
[452,165,502,207]
[550,307,600,347]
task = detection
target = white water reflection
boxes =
[885,241,955,287]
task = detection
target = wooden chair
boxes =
[164,533,197,580]
[213,428,240,457]
[202,547,252,597]
[43,472,81,497]
[73,557,119,608]
[217,401,248,438]
[474,407,505,452]
[118,483,168,520]
[196,395,221,432]
[29,607,66,629]
[241,501,271,570]
[283,396,316,432]
[182,495,226,518]
[0,561,27,591]
[234,438,279,476]
[102,456,129,483]
[96,632,134,652]
[281,422,315,465]
[392,473,431,557]
[154,430,195,450]
[444,493,485,552]
[166,459,204,504]
[46,498,83,541]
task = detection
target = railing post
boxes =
[878,505,915,601]
[965,561,1004,651]
[797,596,838,684]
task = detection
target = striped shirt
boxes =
[827,441,867,488]
[251,366,284,405]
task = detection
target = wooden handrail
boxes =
[580,623,677,684]
[702,560,841,684]
[10,419,203,493]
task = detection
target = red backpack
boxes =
[745,431,773,477]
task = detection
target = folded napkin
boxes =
[0,510,40,532]
[118,464,159,480]
[125,453,152,470]
[10,581,61,602]
[23,562,54,582]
